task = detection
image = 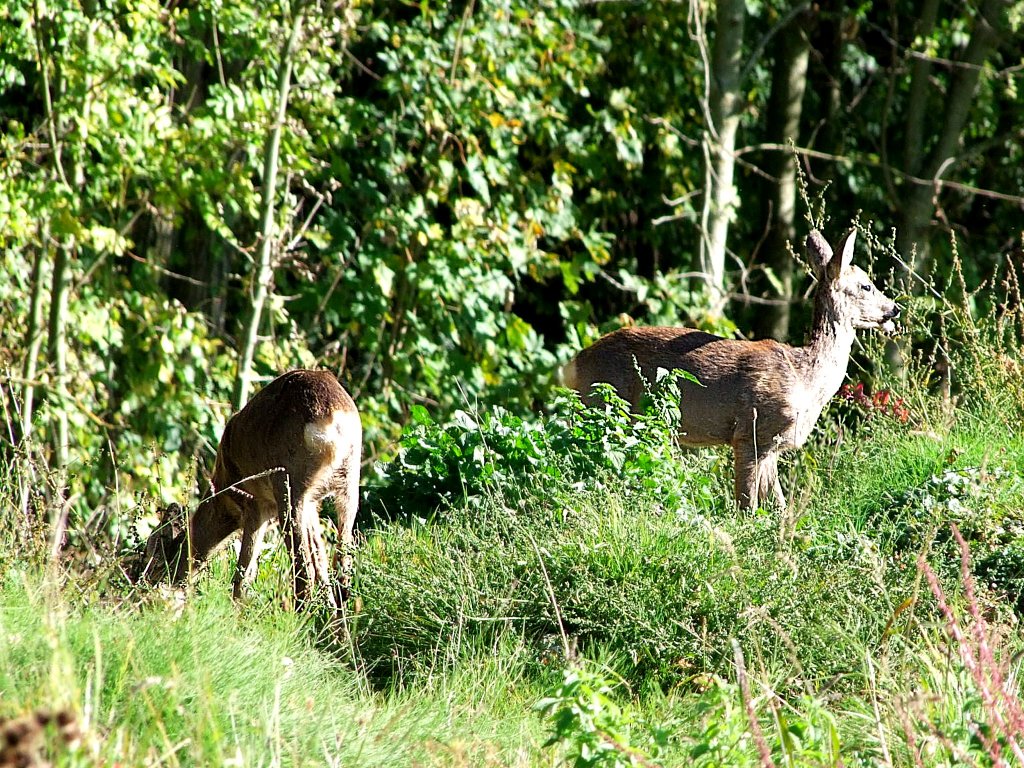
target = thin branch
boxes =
[734,142,1024,205]
[868,20,1024,78]
[448,0,475,85]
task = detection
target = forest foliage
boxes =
[1,0,1023,522]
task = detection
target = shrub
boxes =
[361,373,712,522]
[535,665,668,767]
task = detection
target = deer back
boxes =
[563,326,807,447]
[210,369,361,509]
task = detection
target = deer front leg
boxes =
[731,442,759,510]
[733,433,788,511]
[234,510,272,599]
[753,451,786,510]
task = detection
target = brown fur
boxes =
[563,230,899,509]
[144,369,361,610]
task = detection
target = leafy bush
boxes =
[535,665,668,767]
[362,373,712,522]
[977,541,1024,614]
[880,465,1024,553]
[682,675,844,767]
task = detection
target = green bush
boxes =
[362,374,712,522]
[535,664,668,767]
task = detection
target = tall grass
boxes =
[2,246,1023,766]
[0,570,554,766]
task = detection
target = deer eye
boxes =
[860,283,873,292]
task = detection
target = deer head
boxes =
[807,229,900,333]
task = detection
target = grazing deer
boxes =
[562,229,899,509]
[142,369,362,610]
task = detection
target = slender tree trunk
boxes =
[810,0,845,159]
[20,245,48,444]
[234,8,306,409]
[19,243,48,518]
[752,10,810,341]
[701,0,745,312]
[897,0,1008,262]
[32,0,75,474]
[901,0,941,179]
[51,10,94,473]
[46,245,71,471]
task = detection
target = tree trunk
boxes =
[32,0,89,475]
[19,243,48,519]
[20,245,47,445]
[46,244,71,471]
[808,0,846,159]
[901,0,941,179]
[897,0,1009,262]
[233,8,306,409]
[701,0,745,313]
[751,10,810,341]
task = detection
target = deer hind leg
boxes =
[291,502,336,611]
[292,493,336,611]
[308,501,338,611]
[281,518,313,609]
[275,479,313,609]
[331,448,361,604]
[275,473,333,610]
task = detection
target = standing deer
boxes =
[141,369,362,610]
[562,229,899,509]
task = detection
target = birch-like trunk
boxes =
[20,246,47,446]
[233,9,306,410]
[701,0,745,311]
[19,244,48,519]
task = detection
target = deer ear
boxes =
[806,230,833,277]
[830,229,856,279]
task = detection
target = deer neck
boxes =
[786,294,856,445]
[801,295,856,404]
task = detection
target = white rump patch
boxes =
[304,409,359,455]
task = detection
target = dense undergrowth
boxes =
[3,287,1024,766]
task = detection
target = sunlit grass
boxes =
[2,332,1022,766]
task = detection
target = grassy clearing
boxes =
[1,569,552,766]
[3,301,1024,766]
[5,395,1021,766]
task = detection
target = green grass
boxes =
[3,351,1024,766]
[1,569,552,766]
